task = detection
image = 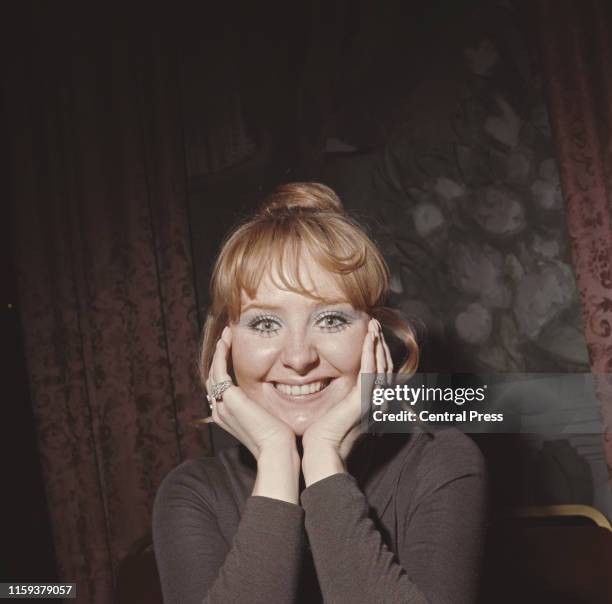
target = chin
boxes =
[277,409,321,436]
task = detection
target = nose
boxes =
[280,330,319,375]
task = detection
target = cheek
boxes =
[230,329,278,383]
[321,326,367,375]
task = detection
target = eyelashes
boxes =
[316,311,351,332]
[247,311,352,336]
[247,314,280,337]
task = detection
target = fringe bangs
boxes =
[216,215,388,320]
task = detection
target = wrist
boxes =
[258,442,301,471]
[253,444,301,504]
[256,431,297,457]
[301,444,345,487]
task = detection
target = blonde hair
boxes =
[199,182,418,387]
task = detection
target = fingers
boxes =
[374,322,386,378]
[360,319,377,374]
[378,322,394,384]
[370,319,394,389]
[211,327,233,385]
[204,326,233,425]
[209,327,237,415]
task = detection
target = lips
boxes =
[272,378,332,398]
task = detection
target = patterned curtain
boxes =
[7,10,210,603]
[534,0,612,478]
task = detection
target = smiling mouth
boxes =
[272,379,332,398]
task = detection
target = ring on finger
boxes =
[374,375,386,387]
[206,379,234,402]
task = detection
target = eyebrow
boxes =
[241,298,349,314]
[241,303,283,314]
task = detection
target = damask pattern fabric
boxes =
[534,0,612,478]
[7,17,210,603]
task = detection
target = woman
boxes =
[153,183,487,603]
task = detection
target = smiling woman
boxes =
[152,183,487,603]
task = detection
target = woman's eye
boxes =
[249,316,281,335]
[317,313,349,331]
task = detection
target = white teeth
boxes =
[274,380,328,396]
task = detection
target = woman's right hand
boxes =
[205,326,297,461]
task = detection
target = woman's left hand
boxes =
[301,318,393,471]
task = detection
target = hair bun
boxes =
[260,182,345,216]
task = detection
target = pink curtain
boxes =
[7,9,210,603]
[534,0,612,478]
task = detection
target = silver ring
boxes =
[206,379,234,402]
[374,376,386,387]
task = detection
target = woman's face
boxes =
[230,257,369,435]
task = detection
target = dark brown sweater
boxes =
[153,429,487,603]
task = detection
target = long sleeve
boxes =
[300,431,487,604]
[152,459,305,604]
